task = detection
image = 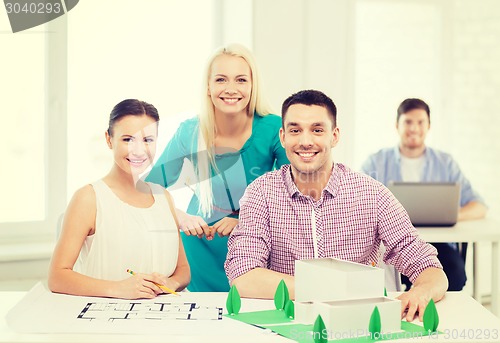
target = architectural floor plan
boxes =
[78,301,223,321]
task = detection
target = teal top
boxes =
[146,113,289,291]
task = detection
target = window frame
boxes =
[0,17,67,244]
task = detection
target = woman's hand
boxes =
[175,209,212,239]
[114,273,165,299]
[151,272,181,294]
[211,217,239,237]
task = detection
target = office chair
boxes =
[379,245,403,292]
[459,242,468,263]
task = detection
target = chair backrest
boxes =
[378,245,403,292]
[459,242,468,263]
[382,263,403,292]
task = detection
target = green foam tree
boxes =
[226,284,241,315]
[313,315,327,343]
[369,306,381,338]
[423,299,439,332]
[284,299,294,319]
[273,279,290,310]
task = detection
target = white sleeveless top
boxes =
[75,180,179,281]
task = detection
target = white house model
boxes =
[294,258,401,337]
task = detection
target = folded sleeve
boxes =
[376,185,443,282]
[225,179,272,282]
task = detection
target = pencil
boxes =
[126,269,180,296]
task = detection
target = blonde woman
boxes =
[146,44,288,291]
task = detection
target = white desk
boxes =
[417,218,500,316]
[1,291,499,342]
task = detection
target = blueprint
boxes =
[5,282,230,334]
[78,301,222,321]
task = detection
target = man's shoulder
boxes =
[241,167,289,206]
[360,147,398,177]
[426,146,454,160]
[367,147,396,160]
[336,164,395,208]
[337,163,384,188]
[425,147,460,169]
[251,166,287,188]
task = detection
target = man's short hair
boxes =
[397,98,430,123]
[281,89,337,128]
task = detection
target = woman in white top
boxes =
[49,99,190,299]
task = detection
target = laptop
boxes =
[387,182,460,227]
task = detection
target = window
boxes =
[0,14,66,241]
[1,25,46,223]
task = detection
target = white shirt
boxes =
[400,155,425,182]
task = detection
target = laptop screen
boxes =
[387,182,460,227]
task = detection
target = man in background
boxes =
[361,98,487,291]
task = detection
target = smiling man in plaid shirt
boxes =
[224,90,448,322]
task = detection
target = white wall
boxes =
[253,0,356,164]
[252,0,500,217]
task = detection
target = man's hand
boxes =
[396,286,430,321]
[396,267,448,322]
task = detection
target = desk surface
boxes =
[417,217,500,242]
[417,217,500,316]
[1,291,499,343]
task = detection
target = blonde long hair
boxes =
[196,43,273,217]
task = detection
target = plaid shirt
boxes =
[225,163,442,283]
